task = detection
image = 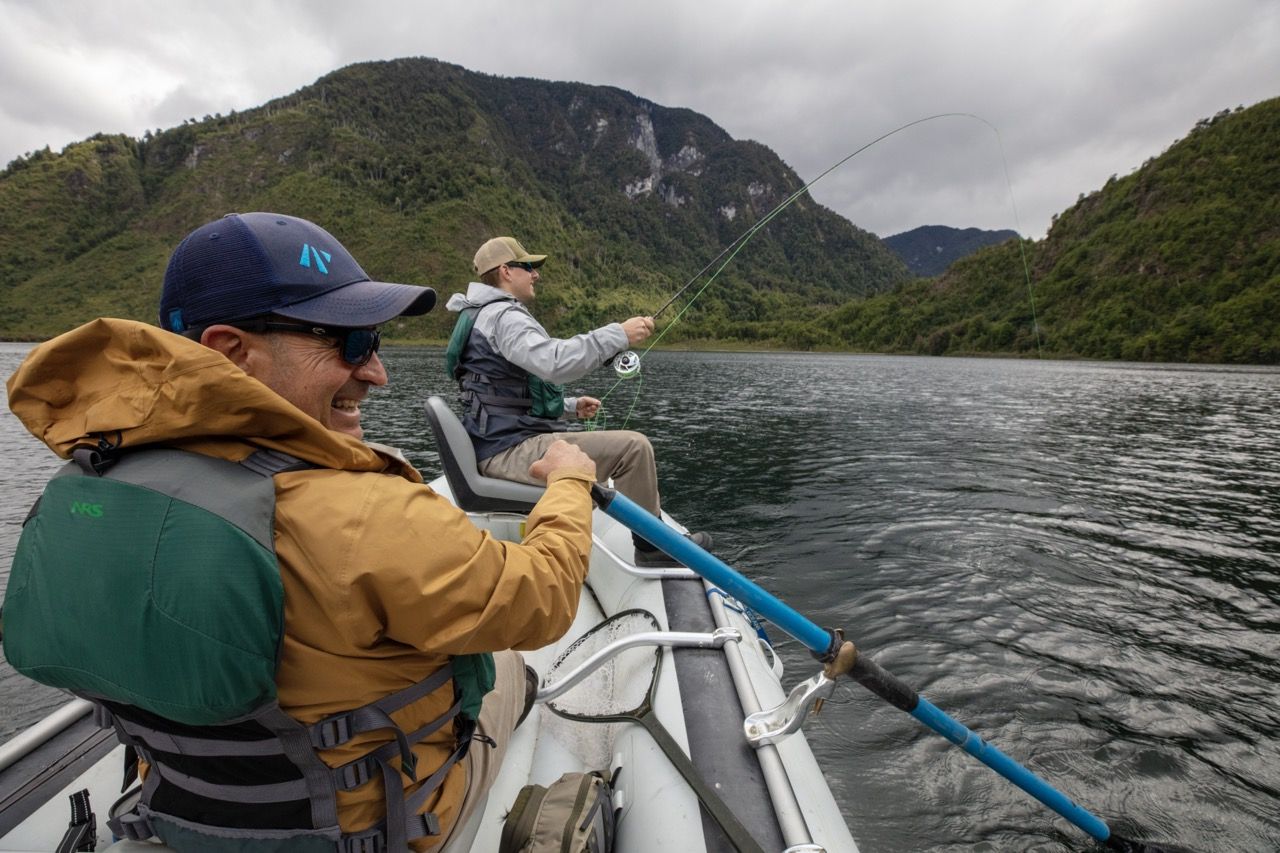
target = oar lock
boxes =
[822,639,858,681]
[743,670,838,747]
[743,634,859,746]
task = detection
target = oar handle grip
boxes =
[590,483,616,509]
[848,650,919,713]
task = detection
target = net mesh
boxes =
[546,610,662,718]
[539,610,663,768]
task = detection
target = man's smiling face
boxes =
[254,329,388,439]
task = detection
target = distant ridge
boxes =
[882,225,1018,277]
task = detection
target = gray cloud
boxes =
[2,0,1276,238]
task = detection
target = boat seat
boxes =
[424,395,546,513]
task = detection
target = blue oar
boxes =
[591,485,1174,853]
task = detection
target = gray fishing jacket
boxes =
[444,282,629,460]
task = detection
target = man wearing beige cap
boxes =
[445,236,710,567]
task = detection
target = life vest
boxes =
[446,303,568,461]
[2,445,488,852]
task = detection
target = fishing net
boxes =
[545,609,663,720]
[538,610,663,769]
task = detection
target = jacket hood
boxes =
[6,318,419,479]
[444,282,519,313]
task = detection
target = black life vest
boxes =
[446,303,568,461]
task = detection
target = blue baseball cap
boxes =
[159,212,436,333]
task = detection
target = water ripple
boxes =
[3,346,1278,851]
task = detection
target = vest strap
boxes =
[106,740,467,851]
[115,718,285,756]
[71,446,111,476]
[239,448,317,477]
[151,764,309,804]
[308,663,455,783]
[350,734,466,852]
[107,809,153,842]
[309,663,453,748]
[334,697,463,791]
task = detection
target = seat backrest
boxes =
[424,396,545,513]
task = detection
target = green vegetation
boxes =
[1,58,1276,363]
[0,58,904,343]
[829,99,1279,363]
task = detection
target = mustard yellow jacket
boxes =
[7,318,594,842]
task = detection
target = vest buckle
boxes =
[314,715,352,748]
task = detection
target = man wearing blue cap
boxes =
[5,213,598,851]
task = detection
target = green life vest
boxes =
[2,445,491,851]
[4,448,286,723]
[3,446,493,722]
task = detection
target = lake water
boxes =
[2,343,1278,852]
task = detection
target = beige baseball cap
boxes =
[473,236,547,275]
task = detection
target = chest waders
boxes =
[446,305,567,458]
[2,446,480,852]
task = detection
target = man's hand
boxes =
[529,439,597,482]
[576,396,601,419]
[621,316,655,346]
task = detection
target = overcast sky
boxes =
[2,0,1276,239]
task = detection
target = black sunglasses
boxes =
[506,261,535,272]
[249,320,382,366]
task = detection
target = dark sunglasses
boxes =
[250,320,382,366]
[506,261,535,272]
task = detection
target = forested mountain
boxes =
[0,57,907,343]
[829,98,1279,363]
[882,225,1019,277]
[1,58,1276,363]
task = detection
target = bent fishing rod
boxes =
[597,113,1042,399]
[590,484,1180,853]
[650,112,1034,324]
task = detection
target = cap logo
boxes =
[299,243,332,274]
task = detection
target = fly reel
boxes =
[613,350,642,379]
